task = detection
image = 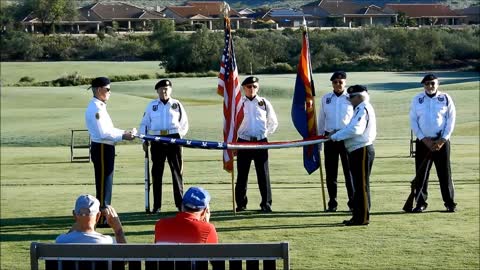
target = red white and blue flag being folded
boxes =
[218,17,243,172]
[291,21,320,174]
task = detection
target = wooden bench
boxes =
[30,242,290,270]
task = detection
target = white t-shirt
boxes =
[55,231,114,244]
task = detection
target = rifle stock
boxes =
[403,180,415,212]
[403,149,432,212]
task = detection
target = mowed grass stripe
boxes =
[0,69,478,269]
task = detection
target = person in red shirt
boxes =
[154,187,218,243]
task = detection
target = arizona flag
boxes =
[218,17,243,172]
[291,21,320,174]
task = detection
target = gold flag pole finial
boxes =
[301,16,307,31]
[221,2,230,18]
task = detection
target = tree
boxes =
[0,2,32,33]
[24,0,77,35]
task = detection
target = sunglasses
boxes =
[349,93,361,99]
[332,80,344,85]
[424,82,436,86]
[245,84,258,89]
[103,87,111,92]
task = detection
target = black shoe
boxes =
[236,206,247,212]
[325,207,337,212]
[342,219,353,225]
[412,204,428,213]
[261,205,272,213]
[446,205,457,212]
[151,208,160,214]
[344,220,369,226]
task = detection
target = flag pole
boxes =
[231,159,236,215]
[318,150,327,211]
[220,1,237,215]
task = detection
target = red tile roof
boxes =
[23,2,165,22]
[166,1,242,19]
[385,4,462,18]
[80,2,164,20]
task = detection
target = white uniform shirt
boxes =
[85,98,124,145]
[409,91,455,140]
[331,101,377,152]
[237,96,278,140]
[55,231,114,244]
[317,91,354,135]
[139,98,189,137]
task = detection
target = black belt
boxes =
[324,131,337,136]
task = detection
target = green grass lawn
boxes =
[0,61,163,85]
[0,68,479,269]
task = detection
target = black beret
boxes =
[330,71,346,81]
[347,85,367,94]
[91,77,110,88]
[241,76,259,86]
[155,79,172,89]
[421,74,438,84]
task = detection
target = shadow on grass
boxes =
[0,208,456,241]
[367,71,479,92]
[1,161,73,165]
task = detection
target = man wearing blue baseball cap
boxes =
[154,187,218,243]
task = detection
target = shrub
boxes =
[139,74,151,80]
[19,76,35,83]
[258,63,294,74]
[51,72,90,86]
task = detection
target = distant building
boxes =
[262,8,317,28]
[161,1,249,30]
[22,2,169,34]
[302,0,397,27]
[238,8,255,16]
[456,6,480,25]
[384,3,465,25]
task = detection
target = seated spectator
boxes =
[56,194,126,243]
[154,187,218,243]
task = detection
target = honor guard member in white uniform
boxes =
[330,85,376,226]
[235,76,278,213]
[318,71,354,212]
[85,77,135,226]
[409,74,457,213]
[139,79,189,213]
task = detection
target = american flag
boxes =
[217,17,243,172]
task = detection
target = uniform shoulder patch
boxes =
[258,100,264,106]
[95,112,100,120]
[171,103,178,109]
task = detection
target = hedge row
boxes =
[13,71,219,87]
[2,23,480,75]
